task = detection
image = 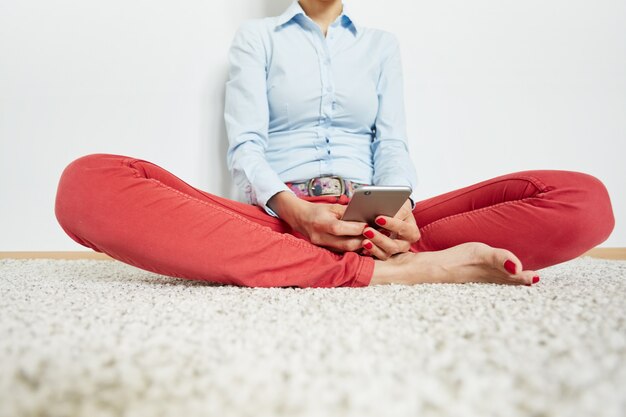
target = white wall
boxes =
[1,0,624,251]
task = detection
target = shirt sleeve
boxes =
[371,33,419,208]
[224,21,295,217]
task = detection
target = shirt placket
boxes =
[315,24,337,176]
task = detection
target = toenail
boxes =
[504,259,517,274]
[532,276,540,284]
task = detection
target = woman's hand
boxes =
[360,199,421,260]
[268,191,367,253]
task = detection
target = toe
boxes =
[519,271,540,286]
[529,272,541,285]
[495,248,523,276]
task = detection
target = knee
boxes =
[55,153,115,231]
[564,171,615,246]
[56,154,107,199]
[61,153,113,177]
[56,155,91,224]
[57,153,128,188]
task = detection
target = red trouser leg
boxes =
[411,170,616,271]
[54,153,374,288]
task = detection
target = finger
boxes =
[327,219,368,237]
[320,235,364,253]
[363,227,410,257]
[362,240,390,260]
[362,238,407,260]
[377,229,400,242]
[374,216,421,243]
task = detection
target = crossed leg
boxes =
[411,170,615,271]
[55,153,615,287]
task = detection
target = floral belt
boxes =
[286,176,368,198]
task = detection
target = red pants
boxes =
[54,153,615,288]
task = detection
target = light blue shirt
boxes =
[224,0,419,217]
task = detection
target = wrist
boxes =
[267,191,309,225]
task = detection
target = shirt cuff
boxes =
[256,186,296,218]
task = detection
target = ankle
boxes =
[369,253,416,285]
[370,259,395,285]
[370,252,444,286]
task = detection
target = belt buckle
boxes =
[334,176,346,196]
[306,176,345,196]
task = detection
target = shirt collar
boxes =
[275,1,358,35]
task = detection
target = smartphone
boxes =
[341,185,412,225]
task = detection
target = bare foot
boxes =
[370,242,540,286]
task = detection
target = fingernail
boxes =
[532,276,540,284]
[364,242,373,250]
[504,259,517,274]
[375,217,386,226]
[364,230,375,239]
[524,284,532,287]
[362,250,370,256]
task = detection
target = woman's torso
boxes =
[250,10,397,184]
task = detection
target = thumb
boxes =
[330,203,347,218]
[395,199,413,219]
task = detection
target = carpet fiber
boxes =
[1,256,625,417]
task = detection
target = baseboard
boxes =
[581,248,626,260]
[1,248,625,260]
[1,251,115,260]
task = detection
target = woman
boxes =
[54,0,615,288]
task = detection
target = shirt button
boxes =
[326,86,332,92]
[327,150,331,155]
[325,137,330,143]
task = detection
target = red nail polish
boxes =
[504,259,516,274]
[532,276,540,284]
[375,217,386,226]
[364,230,375,239]
[364,242,373,250]
[524,284,531,286]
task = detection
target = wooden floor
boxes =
[1,248,625,260]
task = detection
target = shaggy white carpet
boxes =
[0,256,625,417]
